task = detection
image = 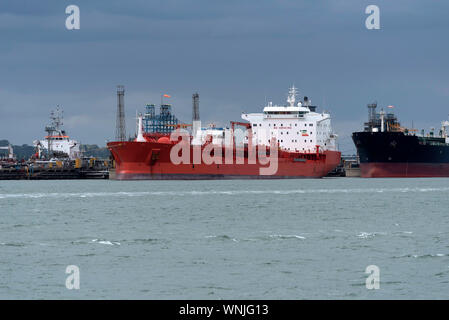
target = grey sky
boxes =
[1,0,448,153]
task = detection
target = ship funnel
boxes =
[303,96,309,107]
[303,96,317,112]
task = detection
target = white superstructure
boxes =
[198,123,229,145]
[442,120,449,144]
[241,86,337,152]
[0,144,14,159]
[33,107,81,159]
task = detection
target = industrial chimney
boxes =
[368,102,377,123]
[115,85,126,141]
[192,93,200,139]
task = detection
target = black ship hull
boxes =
[352,131,449,177]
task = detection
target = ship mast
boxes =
[287,85,298,107]
[45,106,63,158]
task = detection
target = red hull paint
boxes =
[108,141,341,180]
[360,162,449,178]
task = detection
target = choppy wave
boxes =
[0,242,26,247]
[357,232,387,239]
[1,186,449,200]
[394,253,448,259]
[91,239,120,246]
[269,234,306,240]
[205,235,239,242]
[205,234,306,242]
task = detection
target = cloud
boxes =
[1,0,449,148]
[64,114,94,128]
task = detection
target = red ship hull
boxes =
[360,162,449,178]
[107,141,341,180]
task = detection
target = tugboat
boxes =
[33,106,81,159]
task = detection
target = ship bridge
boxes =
[241,86,337,153]
[263,104,310,118]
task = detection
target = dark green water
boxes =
[1,178,449,299]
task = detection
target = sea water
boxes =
[1,178,448,299]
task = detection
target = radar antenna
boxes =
[287,85,298,107]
